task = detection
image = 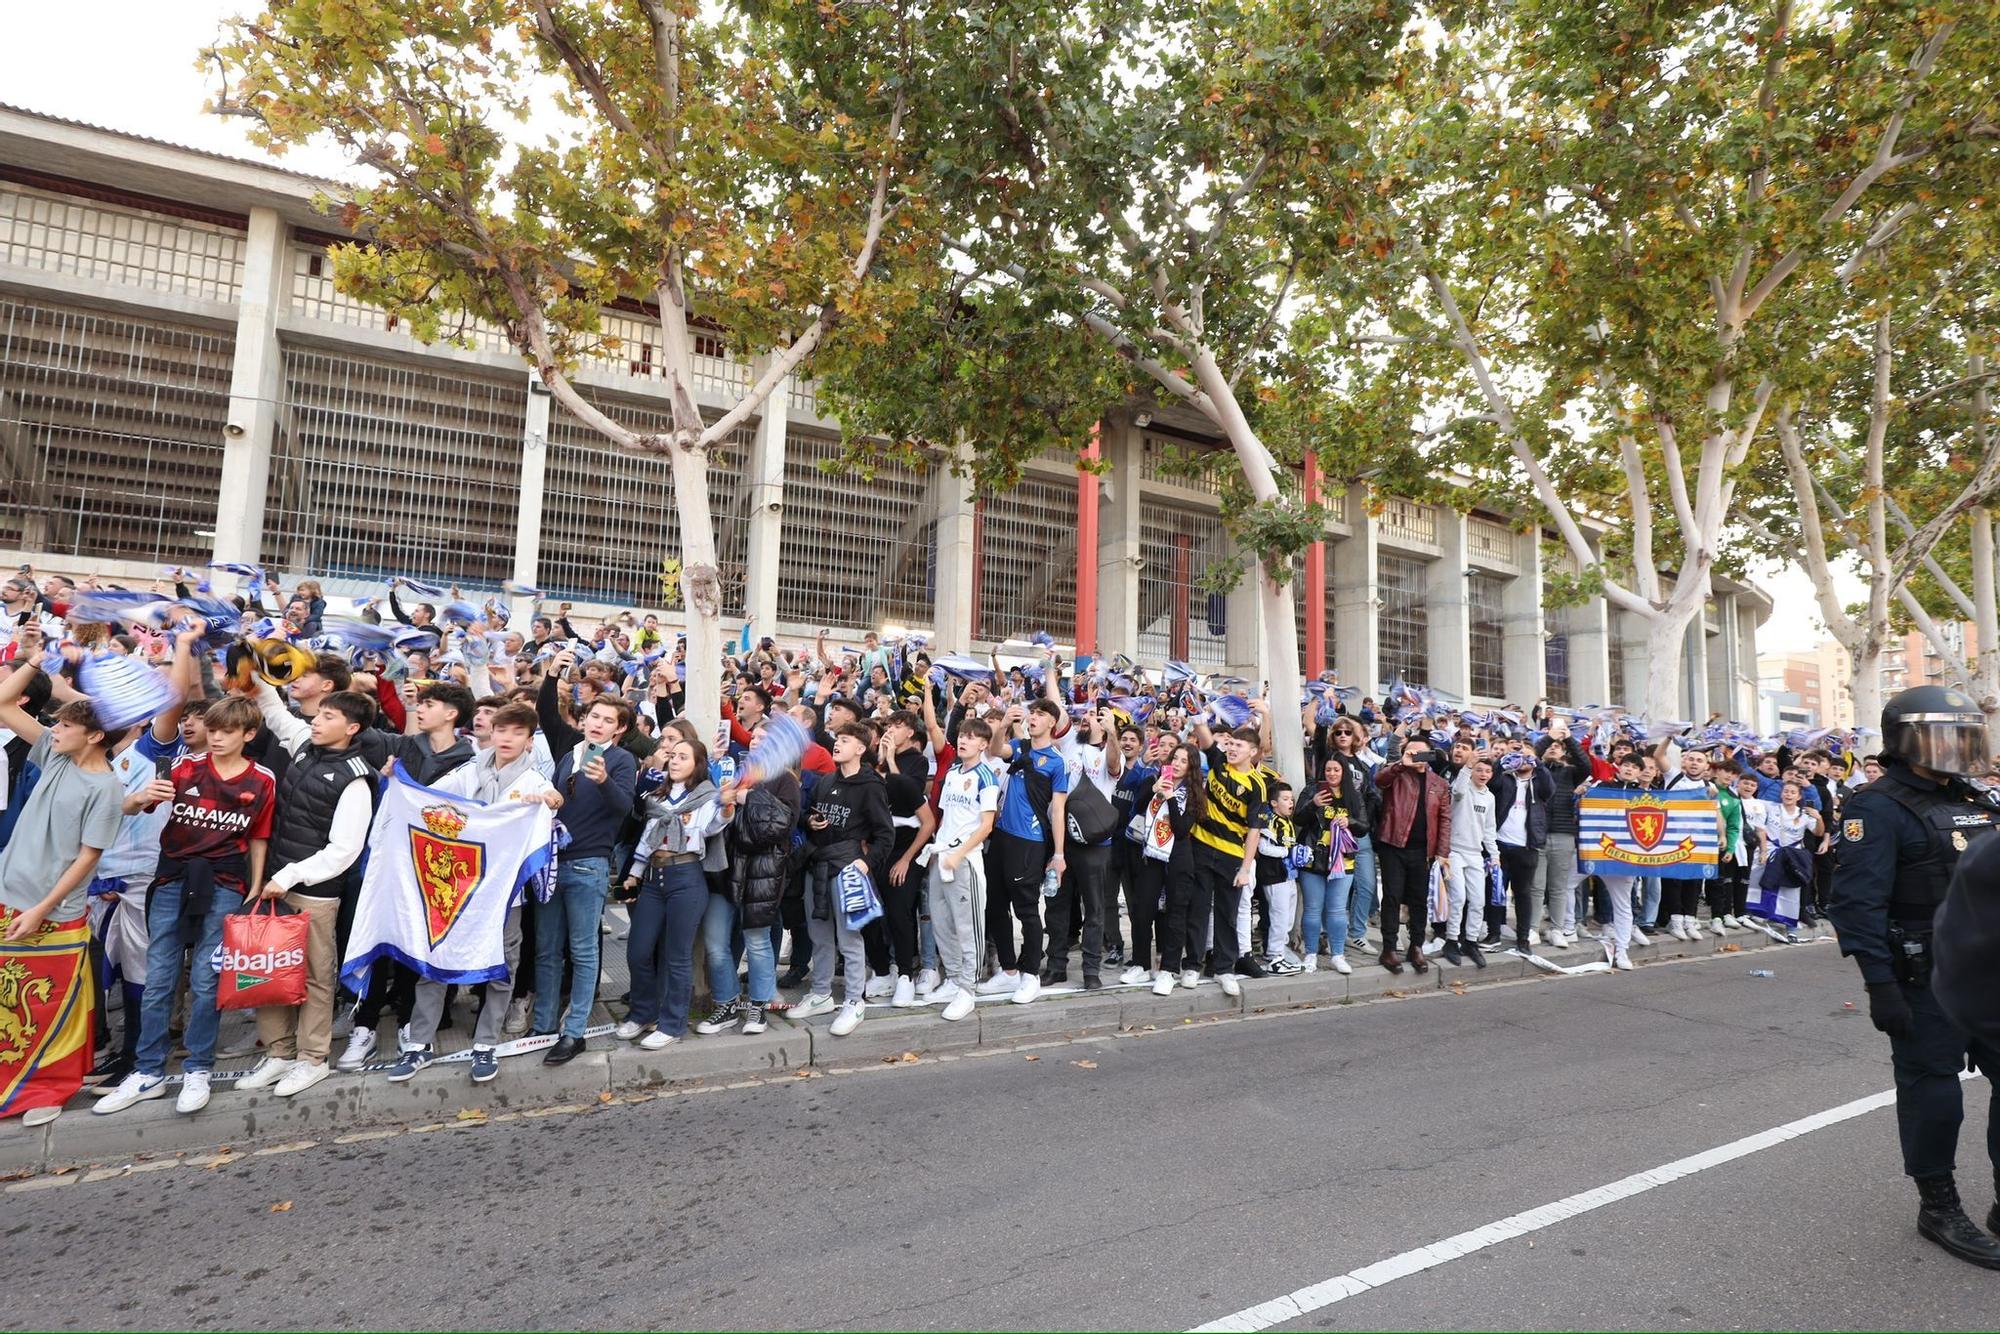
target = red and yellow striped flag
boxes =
[0,909,94,1119]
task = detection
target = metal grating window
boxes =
[1378,498,1440,548]
[539,392,750,613]
[1140,433,1227,495]
[263,349,524,587]
[1469,571,1507,699]
[1137,502,1228,671]
[1609,636,1626,708]
[777,430,936,634]
[0,183,244,302]
[288,246,516,354]
[787,375,820,417]
[1544,602,1573,707]
[0,298,232,566]
[1467,514,1519,570]
[1377,552,1429,685]
[977,474,1077,644]
[579,307,751,400]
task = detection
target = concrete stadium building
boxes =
[0,105,1768,715]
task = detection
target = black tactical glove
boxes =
[1866,981,1916,1040]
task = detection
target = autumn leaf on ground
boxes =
[269,1200,293,1213]
[1023,1054,1040,1061]
[1071,1060,1098,1069]
[454,1108,487,1121]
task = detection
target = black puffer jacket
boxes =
[729,772,801,930]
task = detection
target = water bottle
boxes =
[1041,864,1061,898]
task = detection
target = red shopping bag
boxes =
[216,898,309,1010]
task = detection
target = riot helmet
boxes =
[1879,684,1990,778]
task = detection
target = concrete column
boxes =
[1681,607,1711,722]
[1615,610,1650,712]
[1707,593,1737,721]
[1501,527,1546,705]
[508,371,553,625]
[1224,536,1264,679]
[744,363,789,635]
[1331,484,1380,694]
[211,206,285,578]
[1426,508,1471,699]
[1096,414,1142,656]
[931,438,978,653]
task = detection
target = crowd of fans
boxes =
[0,565,1865,1124]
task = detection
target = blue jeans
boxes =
[1639,877,1662,928]
[138,879,245,1076]
[533,856,611,1039]
[1345,835,1377,943]
[702,891,777,1006]
[626,861,709,1034]
[1299,871,1355,958]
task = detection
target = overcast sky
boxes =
[1,1,1847,655]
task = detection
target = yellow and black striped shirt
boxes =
[1193,747,1273,859]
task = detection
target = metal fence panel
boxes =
[539,393,750,613]
[977,474,1077,644]
[0,183,244,302]
[0,297,232,566]
[1137,501,1228,671]
[1469,571,1506,699]
[777,431,935,634]
[1377,551,1430,685]
[264,348,524,587]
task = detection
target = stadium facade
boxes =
[0,104,1768,714]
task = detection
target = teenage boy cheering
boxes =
[982,697,1072,1005]
[237,684,377,1097]
[926,717,999,1021]
[93,696,277,1115]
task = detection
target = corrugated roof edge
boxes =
[0,101,351,190]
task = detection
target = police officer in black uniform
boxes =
[1829,685,2000,1268]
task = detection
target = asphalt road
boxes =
[9,945,1997,1331]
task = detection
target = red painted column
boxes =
[1172,533,1192,660]
[1074,423,1101,656]
[1303,451,1327,676]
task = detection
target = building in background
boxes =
[0,104,1769,715]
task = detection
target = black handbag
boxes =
[1064,776,1121,846]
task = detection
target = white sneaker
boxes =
[1711,916,1728,938]
[1219,974,1242,998]
[1674,917,1694,941]
[891,975,918,1008]
[1629,926,1651,947]
[941,990,975,1022]
[1421,938,1446,957]
[614,1020,645,1040]
[1151,970,1176,996]
[1331,954,1353,975]
[928,982,965,1008]
[273,1061,330,1097]
[830,1001,866,1037]
[1720,914,1740,930]
[92,1071,167,1115]
[639,1030,675,1050]
[1553,930,1572,949]
[1614,951,1635,971]
[1179,969,1200,989]
[975,970,1019,996]
[336,1025,376,1071]
[863,973,895,1001]
[1011,975,1041,1005]
[235,1056,295,1092]
[176,1071,212,1115]
[1528,928,1541,946]
[791,993,836,1020]
[397,1023,413,1051]
[1303,955,1318,973]
[1118,965,1151,986]
[502,996,532,1036]
[916,968,940,997]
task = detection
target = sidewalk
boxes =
[2,922,1830,1178]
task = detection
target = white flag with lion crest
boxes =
[342,764,557,987]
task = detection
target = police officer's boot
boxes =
[1915,1175,2000,1269]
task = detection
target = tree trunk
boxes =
[667,439,724,745]
[1639,602,1700,722]
[1258,563,1307,786]
[1848,642,1884,733]
[1973,507,2000,748]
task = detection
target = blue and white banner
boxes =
[342,764,556,987]
[1577,791,1720,880]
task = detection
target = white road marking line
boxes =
[1189,1071,1980,1333]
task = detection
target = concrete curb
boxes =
[1,926,1822,1178]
